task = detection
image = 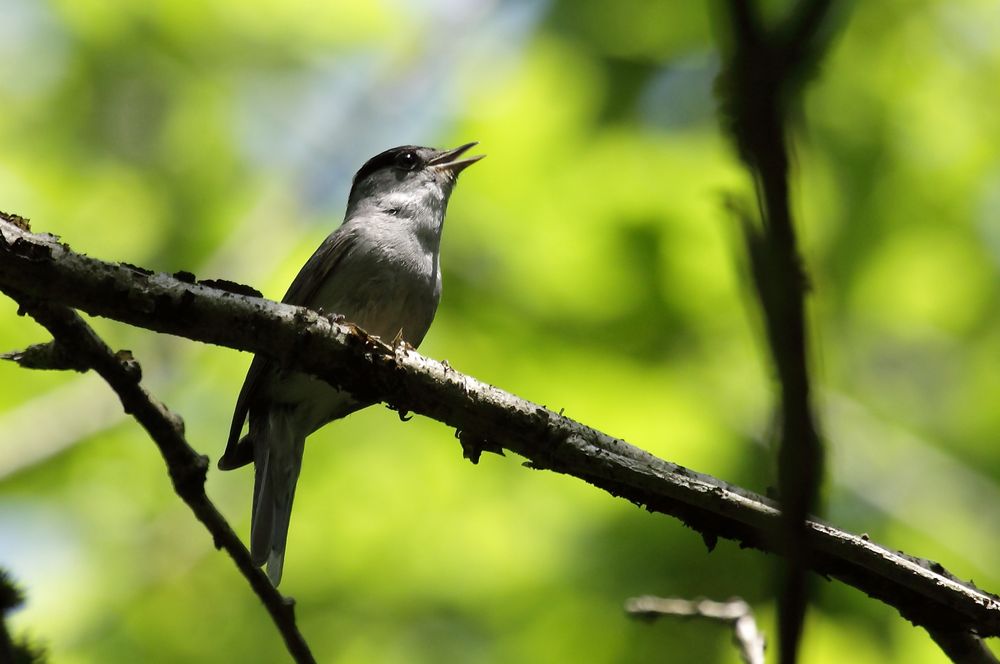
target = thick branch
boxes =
[2,216,999,642]
[4,291,315,663]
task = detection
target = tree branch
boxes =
[3,287,315,663]
[2,215,999,648]
[626,595,766,664]
[716,1,836,660]
[926,627,1000,664]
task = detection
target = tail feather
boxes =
[250,441,272,567]
[248,412,305,586]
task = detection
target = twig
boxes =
[6,296,316,664]
[1,216,999,645]
[626,595,765,664]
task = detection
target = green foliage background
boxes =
[1,1,998,662]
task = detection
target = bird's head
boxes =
[345,143,483,224]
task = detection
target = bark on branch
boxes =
[2,214,999,646]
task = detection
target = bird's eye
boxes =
[396,151,420,171]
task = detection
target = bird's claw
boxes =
[391,329,415,352]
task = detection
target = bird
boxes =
[218,143,483,586]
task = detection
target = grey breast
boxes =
[314,224,441,346]
[265,223,441,436]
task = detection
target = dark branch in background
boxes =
[2,294,315,663]
[3,217,1000,656]
[0,568,45,664]
[927,628,1000,664]
[626,595,765,664]
[715,1,836,661]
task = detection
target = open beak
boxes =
[428,142,485,176]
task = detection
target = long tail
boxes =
[248,411,305,586]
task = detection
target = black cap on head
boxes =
[351,145,428,189]
[349,143,483,202]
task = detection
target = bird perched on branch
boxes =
[218,143,484,585]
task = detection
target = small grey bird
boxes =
[218,143,483,586]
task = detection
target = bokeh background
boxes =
[1,0,999,662]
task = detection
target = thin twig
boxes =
[626,595,765,664]
[7,297,316,664]
[1,216,999,645]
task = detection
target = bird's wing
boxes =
[217,354,269,469]
[280,224,358,308]
[218,225,357,470]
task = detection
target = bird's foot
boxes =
[322,310,347,325]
